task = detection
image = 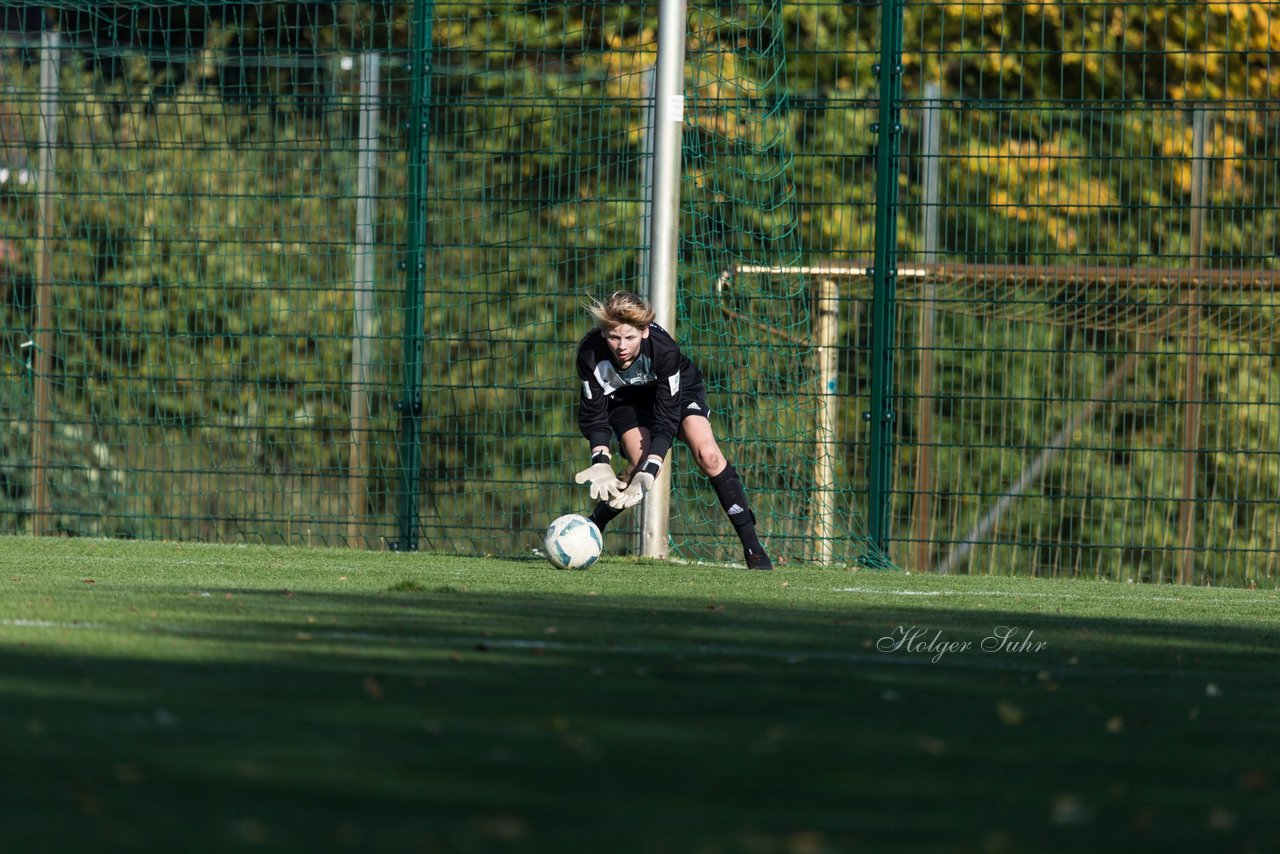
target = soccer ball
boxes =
[543,514,603,570]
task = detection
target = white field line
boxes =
[835,587,1062,598]
[2,618,109,629]
[834,586,1249,604]
[0,616,1233,678]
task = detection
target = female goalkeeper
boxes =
[572,291,773,570]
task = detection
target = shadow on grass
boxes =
[2,587,1279,853]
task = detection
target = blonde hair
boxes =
[587,291,655,330]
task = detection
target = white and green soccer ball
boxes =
[543,513,602,570]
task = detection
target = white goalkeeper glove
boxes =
[609,458,662,510]
[574,452,627,502]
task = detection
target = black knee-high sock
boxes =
[588,502,624,531]
[709,463,762,551]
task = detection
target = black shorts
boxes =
[607,385,711,439]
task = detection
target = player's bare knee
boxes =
[694,446,725,475]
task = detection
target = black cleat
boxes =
[744,547,773,571]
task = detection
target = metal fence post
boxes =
[913,82,941,572]
[31,23,60,537]
[349,51,380,550]
[867,0,906,559]
[396,0,434,552]
[1178,107,1208,584]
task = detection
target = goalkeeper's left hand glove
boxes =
[609,458,662,509]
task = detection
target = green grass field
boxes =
[2,537,1278,853]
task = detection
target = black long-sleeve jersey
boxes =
[576,323,704,460]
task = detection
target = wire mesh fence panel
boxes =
[1,4,408,545]
[673,0,884,566]
[896,1,1280,586]
[1,1,877,563]
[1,2,1276,584]
[415,1,885,565]
[414,1,654,557]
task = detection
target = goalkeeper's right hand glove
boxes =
[574,452,627,502]
[608,458,662,509]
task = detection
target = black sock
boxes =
[709,463,763,552]
[588,502,624,531]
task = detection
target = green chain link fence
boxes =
[893,2,1280,584]
[0,2,1276,585]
